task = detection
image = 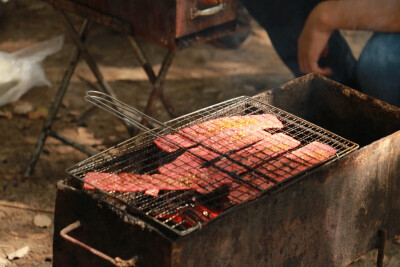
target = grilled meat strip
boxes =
[214,133,301,174]
[227,141,337,203]
[154,114,283,152]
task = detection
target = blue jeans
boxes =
[242,0,400,107]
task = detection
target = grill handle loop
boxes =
[190,3,226,19]
[60,220,137,267]
[85,90,168,133]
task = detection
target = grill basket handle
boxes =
[85,90,168,132]
[190,3,225,19]
[60,220,137,267]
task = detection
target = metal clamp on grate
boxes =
[66,91,359,236]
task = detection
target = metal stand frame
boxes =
[25,11,176,176]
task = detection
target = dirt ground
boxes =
[0,1,399,266]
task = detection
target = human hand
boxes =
[298,3,333,76]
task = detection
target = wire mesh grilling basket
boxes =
[66,91,358,235]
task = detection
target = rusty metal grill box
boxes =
[53,74,400,266]
[49,0,238,49]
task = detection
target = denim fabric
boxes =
[242,0,400,107]
[357,33,400,106]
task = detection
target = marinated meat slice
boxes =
[197,128,272,154]
[154,114,283,153]
[83,172,200,196]
[158,147,219,177]
[84,172,157,192]
[153,133,196,153]
[227,141,336,203]
[149,174,200,191]
[182,114,283,138]
[228,183,259,204]
[156,133,298,195]
[179,114,282,149]
[158,147,232,194]
[194,167,233,194]
[256,141,337,182]
[215,133,301,174]
[227,175,274,203]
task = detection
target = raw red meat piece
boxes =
[157,147,233,194]
[182,114,283,138]
[156,133,299,195]
[196,128,272,154]
[227,141,336,203]
[153,133,196,153]
[158,147,219,177]
[83,172,200,196]
[215,133,301,174]
[194,167,233,194]
[148,174,200,191]
[227,183,258,204]
[84,172,157,192]
[256,141,337,182]
[154,114,283,153]
[227,175,275,203]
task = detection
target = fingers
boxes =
[321,46,329,58]
[298,46,332,76]
[308,61,332,76]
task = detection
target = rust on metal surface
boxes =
[60,220,137,266]
[175,0,236,38]
[48,0,237,50]
[377,228,387,267]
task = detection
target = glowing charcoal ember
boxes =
[257,141,337,182]
[215,133,301,174]
[153,133,196,152]
[156,204,223,228]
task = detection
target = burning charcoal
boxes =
[156,204,223,230]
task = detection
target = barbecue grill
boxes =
[53,74,400,266]
[66,91,358,236]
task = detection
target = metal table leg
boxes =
[61,10,136,135]
[60,10,116,99]
[25,19,92,176]
[126,36,177,120]
[26,13,179,176]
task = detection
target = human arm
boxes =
[298,0,400,75]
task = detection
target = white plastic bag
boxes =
[0,35,64,106]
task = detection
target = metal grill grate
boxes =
[66,96,358,235]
